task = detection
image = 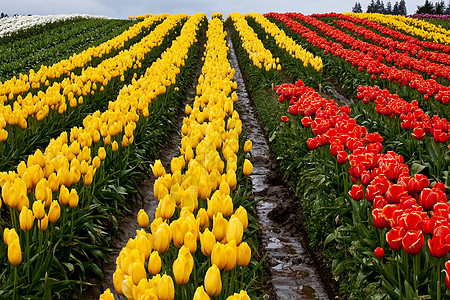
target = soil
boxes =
[226,28,341,300]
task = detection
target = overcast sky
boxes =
[0,0,435,19]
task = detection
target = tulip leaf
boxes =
[410,162,426,176]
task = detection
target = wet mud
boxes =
[227,31,337,299]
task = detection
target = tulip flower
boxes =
[38,214,49,231]
[204,264,222,297]
[200,229,216,256]
[374,247,384,258]
[349,184,364,201]
[99,289,115,300]
[131,261,147,285]
[19,206,34,231]
[173,255,193,285]
[137,209,150,228]
[4,228,19,246]
[211,243,227,270]
[224,240,237,271]
[226,216,244,245]
[158,274,175,300]
[243,159,253,176]
[281,115,289,123]
[159,195,176,220]
[386,226,406,251]
[48,200,61,223]
[402,230,424,255]
[68,189,79,208]
[153,225,171,253]
[148,251,162,276]
[243,139,252,153]
[32,200,45,220]
[194,286,210,300]
[8,240,22,266]
[237,242,252,267]
[212,213,228,242]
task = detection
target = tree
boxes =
[434,0,445,13]
[393,1,400,14]
[416,0,435,14]
[386,1,393,13]
[352,2,363,13]
[367,0,377,12]
[446,2,450,14]
[398,0,407,14]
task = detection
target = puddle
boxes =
[226,30,331,300]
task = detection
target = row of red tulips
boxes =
[276,79,450,298]
[294,13,450,82]
[265,13,450,105]
[316,13,450,66]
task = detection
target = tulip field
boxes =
[2,10,450,300]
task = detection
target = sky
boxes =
[0,0,434,20]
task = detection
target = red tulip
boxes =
[411,127,424,140]
[349,184,364,201]
[307,138,319,150]
[301,116,313,128]
[330,142,343,157]
[365,184,382,202]
[336,151,348,164]
[404,212,423,231]
[281,116,290,123]
[360,170,371,186]
[428,235,450,258]
[385,184,407,204]
[419,188,439,210]
[386,226,406,251]
[372,208,390,229]
[444,261,450,289]
[373,195,387,209]
[434,182,445,192]
[374,247,384,258]
[402,230,424,255]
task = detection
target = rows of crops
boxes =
[1,10,450,300]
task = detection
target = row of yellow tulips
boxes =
[226,13,280,72]
[0,14,186,144]
[99,15,254,300]
[0,12,204,297]
[346,12,450,45]
[247,13,323,71]
[0,14,166,100]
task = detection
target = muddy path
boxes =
[226,30,337,300]
[83,31,205,300]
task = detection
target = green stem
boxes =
[414,254,419,299]
[26,230,30,283]
[13,265,17,300]
[397,255,402,298]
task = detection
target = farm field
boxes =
[1,10,450,300]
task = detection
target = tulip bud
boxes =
[196,208,209,230]
[151,160,166,178]
[243,140,252,153]
[38,214,49,231]
[234,206,248,230]
[237,242,251,267]
[3,228,19,246]
[200,228,216,256]
[98,147,106,161]
[35,178,48,202]
[131,261,147,285]
[222,195,233,217]
[137,209,150,228]
[226,170,237,190]
[19,206,34,231]
[158,274,175,300]
[211,243,227,270]
[113,269,125,295]
[122,275,134,299]
[204,264,222,297]
[48,200,61,223]
[59,185,70,206]
[173,255,192,285]
[8,239,22,266]
[243,159,253,176]
[226,216,244,245]
[99,288,114,300]
[112,141,119,152]
[219,181,230,196]
[184,231,197,253]
[159,195,175,220]
[32,200,45,220]
[212,213,228,242]
[224,240,237,271]
[68,189,79,208]
[148,251,162,275]
[153,225,171,253]
[194,286,210,300]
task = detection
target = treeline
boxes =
[352,0,450,15]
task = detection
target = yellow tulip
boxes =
[8,239,22,266]
[32,200,45,220]
[173,255,192,285]
[131,260,147,285]
[35,178,48,202]
[136,233,152,260]
[159,194,175,220]
[243,139,252,153]
[59,185,69,206]
[151,160,166,178]
[196,208,209,230]
[98,147,106,161]
[243,159,252,176]
[84,170,93,186]
[153,225,171,253]
[204,264,222,297]
[3,228,19,246]
[112,141,119,152]
[212,212,228,242]
[222,195,233,218]
[226,169,237,189]
[38,214,49,231]
[68,189,79,208]
[99,288,115,300]
[19,206,34,231]
[200,228,216,256]
[157,274,174,300]
[211,242,227,270]
[194,286,210,300]
[224,240,237,271]
[226,215,244,245]
[113,268,126,294]
[237,242,251,267]
[184,231,197,253]
[148,251,162,275]
[137,209,150,228]
[48,200,61,223]
[122,275,134,299]
[219,181,230,195]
